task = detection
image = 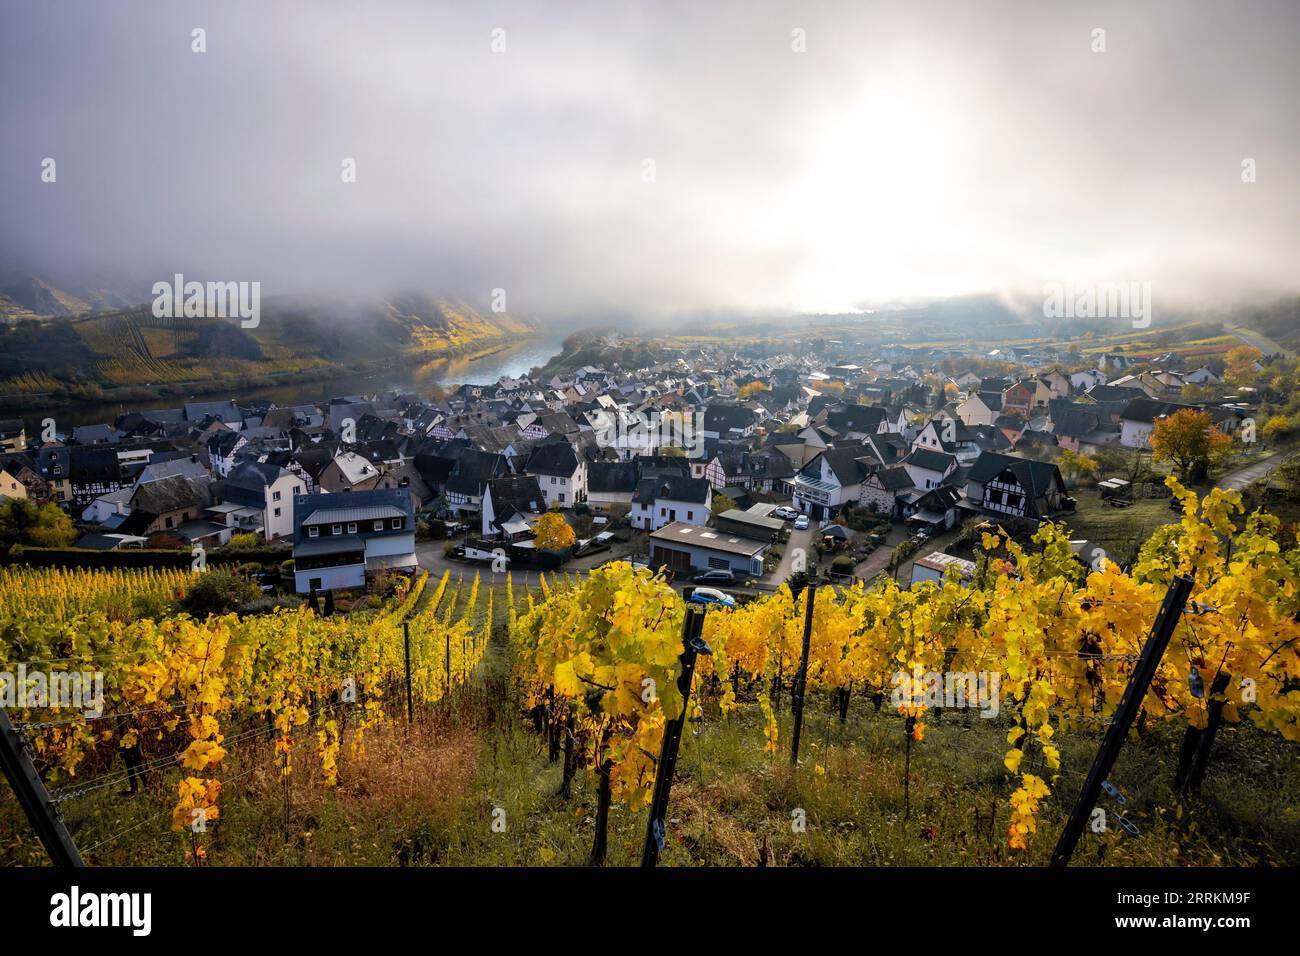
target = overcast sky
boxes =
[1,0,1297,320]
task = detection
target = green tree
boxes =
[0,498,77,548]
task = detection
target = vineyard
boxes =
[1,479,1298,866]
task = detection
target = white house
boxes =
[522,441,587,508]
[792,446,873,521]
[631,475,712,531]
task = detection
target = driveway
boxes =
[853,524,963,587]
[764,525,814,587]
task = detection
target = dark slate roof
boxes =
[207,431,246,455]
[523,440,581,477]
[185,401,241,423]
[632,474,711,505]
[130,474,216,515]
[904,448,956,474]
[1120,398,1190,424]
[1086,384,1147,404]
[825,403,886,433]
[68,446,124,485]
[486,475,545,518]
[703,404,756,432]
[223,460,286,507]
[292,487,414,544]
[817,446,873,486]
[871,465,914,491]
[588,460,639,493]
[967,451,1064,498]
[445,448,509,497]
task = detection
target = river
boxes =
[15,332,568,433]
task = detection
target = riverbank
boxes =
[4,332,568,432]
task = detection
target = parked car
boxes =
[689,587,736,609]
[794,514,810,531]
[692,569,736,585]
[772,506,799,521]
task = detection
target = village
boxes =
[0,328,1295,604]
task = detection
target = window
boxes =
[274,507,281,518]
[686,511,693,520]
[708,557,729,570]
[558,493,565,503]
[551,476,557,484]
[308,526,319,538]
[273,490,282,501]
[660,507,667,517]
[332,524,342,535]
[347,523,357,534]
[374,520,383,531]
[391,518,402,529]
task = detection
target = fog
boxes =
[2,0,1297,320]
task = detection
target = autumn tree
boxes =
[0,498,77,548]
[1150,409,1232,481]
[711,492,736,515]
[1225,345,1263,384]
[738,380,769,399]
[1056,449,1099,487]
[534,511,577,551]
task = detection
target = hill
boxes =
[0,276,537,403]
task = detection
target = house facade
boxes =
[292,488,418,593]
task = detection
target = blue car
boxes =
[689,587,736,609]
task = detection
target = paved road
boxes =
[1216,453,1286,492]
[1227,323,1291,359]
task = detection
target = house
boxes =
[1185,365,1221,385]
[318,451,383,492]
[964,452,1068,520]
[0,467,26,500]
[587,460,640,513]
[910,552,976,588]
[292,488,418,593]
[1001,381,1033,418]
[443,448,510,515]
[955,391,1001,427]
[207,431,248,478]
[631,474,712,531]
[712,507,785,542]
[219,460,306,541]
[859,465,914,518]
[901,448,957,491]
[125,474,220,538]
[702,405,757,442]
[648,521,769,578]
[0,454,49,502]
[67,446,127,505]
[481,476,546,540]
[1049,403,1119,452]
[522,441,586,508]
[0,420,26,453]
[1069,369,1107,392]
[792,445,873,521]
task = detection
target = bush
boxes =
[227,532,259,550]
[831,554,855,575]
[180,569,261,617]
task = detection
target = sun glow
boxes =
[782,82,979,312]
